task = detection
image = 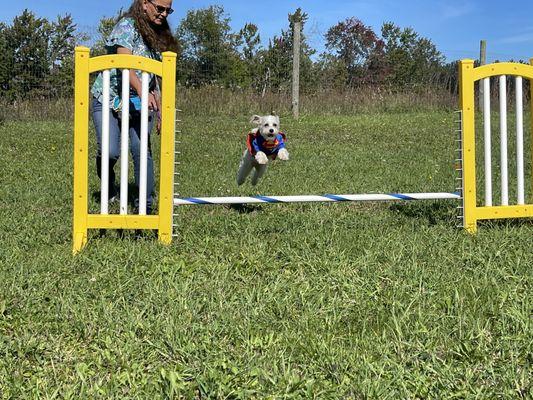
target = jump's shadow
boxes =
[226,203,263,214]
[390,201,533,229]
[226,199,461,223]
[389,201,458,225]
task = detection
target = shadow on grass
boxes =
[389,201,458,225]
[91,183,159,213]
[226,203,263,214]
[95,228,158,241]
[91,182,139,206]
[480,218,533,229]
[91,182,159,241]
[390,201,533,229]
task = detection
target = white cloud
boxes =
[497,30,533,44]
[440,2,475,19]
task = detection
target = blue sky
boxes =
[2,0,533,62]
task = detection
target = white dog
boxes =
[236,115,289,186]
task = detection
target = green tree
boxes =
[93,11,123,56]
[238,23,260,61]
[4,9,51,99]
[0,22,13,93]
[381,22,444,87]
[47,14,78,97]
[324,17,386,86]
[290,8,317,92]
[0,10,79,101]
[313,53,349,90]
[259,8,316,92]
[176,5,245,86]
[236,23,262,88]
[258,36,292,91]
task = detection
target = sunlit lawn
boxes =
[0,111,531,398]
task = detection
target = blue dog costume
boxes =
[246,131,287,159]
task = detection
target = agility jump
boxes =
[72,47,176,254]
[459,59,533,233]
[72,47,533,253]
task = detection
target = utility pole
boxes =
[479,40,487,111]
[292,18,301,120]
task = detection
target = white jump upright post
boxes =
[139,72,150,215]
[101,69,111,214]
[483,77,492,206]
[515,76,525,205]
[499,75,509,206]
[120,69,131,215]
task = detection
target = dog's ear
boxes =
[250,115,262,125]
[274,115,280,126]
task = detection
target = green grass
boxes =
[0,112,531,399]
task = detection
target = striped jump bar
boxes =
[174,192,461,205]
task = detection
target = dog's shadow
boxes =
[226,203,263,214]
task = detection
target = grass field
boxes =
[0,111,531,399]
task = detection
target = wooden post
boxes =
[478,40,486,111]
[292,20,301,120]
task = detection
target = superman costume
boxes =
[246,131,287,159]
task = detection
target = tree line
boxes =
[0,10,78,101]
[1,6,465,102]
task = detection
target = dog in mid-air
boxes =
[236,114,289,186]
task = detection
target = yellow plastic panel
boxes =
[476,205,533,221]
[473,62,533,82]
[89,54,163,76]
[87,215,160,230]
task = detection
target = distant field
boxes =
[0,112,531,398]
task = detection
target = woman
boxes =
[91,0,178,214]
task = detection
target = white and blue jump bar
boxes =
[174,192,461,205]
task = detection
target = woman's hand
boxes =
[148,93,158,112]
[150,91,162,134]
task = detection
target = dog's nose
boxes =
[269,128,275,133]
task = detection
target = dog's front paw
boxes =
[255,151,268,165]
[277,148,289,161]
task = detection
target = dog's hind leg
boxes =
[251,164,267,186]
[237,151,254,186]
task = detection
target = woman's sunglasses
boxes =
[148,0,174,15]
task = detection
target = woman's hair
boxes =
[125,0,179,53]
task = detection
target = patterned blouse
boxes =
[91,17,161,105]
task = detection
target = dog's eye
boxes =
[273,124,278,127]
[264,124,269,127]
